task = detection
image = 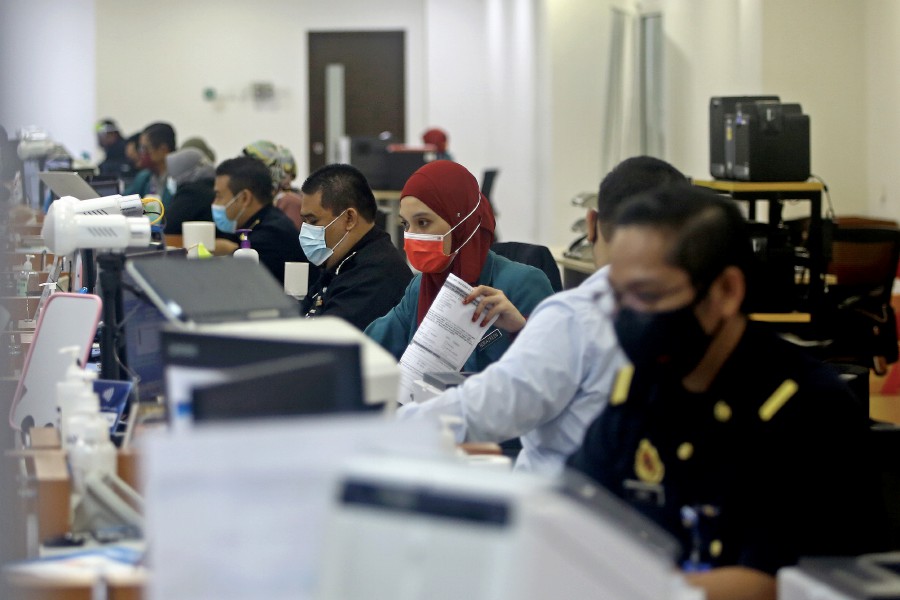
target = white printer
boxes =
[315,455,704,600]
[779,554,900,600]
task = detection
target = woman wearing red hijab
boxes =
[365,161,554,373]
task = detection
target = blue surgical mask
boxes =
[298,209,348,266]
[212,192,243,234]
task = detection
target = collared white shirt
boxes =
[397,266,626,474]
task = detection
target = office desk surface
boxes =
[693,179,825,193]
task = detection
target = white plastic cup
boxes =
[284,262,309,298]
[182,221,216,256]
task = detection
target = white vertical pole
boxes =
[325,64,346,165]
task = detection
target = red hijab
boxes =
[422,128,449,153]
[401,160,496,325]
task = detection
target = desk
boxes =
[373,189,403,249]
[694,179,827,311]
[551,247,597,289]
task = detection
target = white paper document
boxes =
[397,274,498,404]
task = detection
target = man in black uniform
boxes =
[95,118,134,179]
[299,164,412,330]
[213,156,308,285]
[568,185,878,600]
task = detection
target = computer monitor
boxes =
[191,351,370,423]
[85,175,121,198]
[343,135,392,189]
[162,328,371,427]
[125,255,301,326]
[118,249,188,402]
[384,146,433,190]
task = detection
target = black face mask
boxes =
[613,302,712,379]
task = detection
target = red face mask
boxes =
[403,196,482,273]
[404,232,455,273]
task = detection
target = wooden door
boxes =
[308,31,405,174]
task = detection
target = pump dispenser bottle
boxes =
[16,254,38,296]
[233,229,259,263]
[56,346,99,451]
[68,414,117,495]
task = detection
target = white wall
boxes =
[544,0,614,248]
[660,0,869,217]
[95,0,426,172]
[0,0,96,160]
[96,0,542,242]
[663,0,765,180]
[760,0,867,216]
[865,0,900,220]
[424,0,543,243]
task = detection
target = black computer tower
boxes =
[732,101,810,182]
[709,95,779,179]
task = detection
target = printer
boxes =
[779,553,900,600]
[315,455,704,600]
[709,95,810,181]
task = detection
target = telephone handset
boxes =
[564,234,593,261]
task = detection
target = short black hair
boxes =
[613,184,755,294]
[142,122,177,152]
[216,156,274,204]
[597,156,688,241]
[300,163,377,222]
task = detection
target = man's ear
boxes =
[712,266,746,317]
[345,207,358,229]
[586,209,599,244]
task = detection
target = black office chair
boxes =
[480,168,498,200]
[491,241,563,293]
[481,168,500,221]
[814,224,900,374]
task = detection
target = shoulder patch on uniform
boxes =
[635,438,665,484]
[611,364,634,405]
[758,379,798,422]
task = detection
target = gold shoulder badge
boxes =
[759,379,798,422]
[635,438,665,484]
[611,365,634,406]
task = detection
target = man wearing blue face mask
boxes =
[213,157,308,285]
[298,164,412,330]
[567,185,880,600]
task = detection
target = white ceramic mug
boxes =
[284,262,309,298]
[182,221,216,256]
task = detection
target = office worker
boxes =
[95,118,134,180]
[213,156,308,285]
[124,121,177,208]
[298,163,413,331]
[397,156,688,473]
[568,185,876,600]
[162,148,216,236]
[365,160,554,372]
[422,127,453,161]
[243,140,303,229]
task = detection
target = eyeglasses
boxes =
[595,283,695,315]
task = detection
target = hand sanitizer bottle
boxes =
[16,254,38,296]
[56,347,99,451]
[233,229,259,263]
[69,414,117,495]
